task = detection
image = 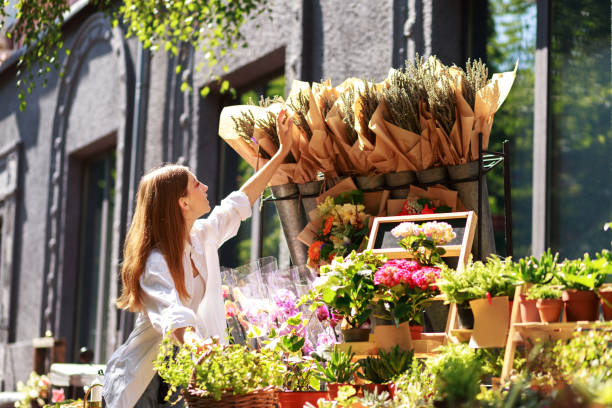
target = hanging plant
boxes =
[0,0,272,111]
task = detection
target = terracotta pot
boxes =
[373,323,412,351]
[409,325,423,340]
[387,382,397,399]
[536,298,564,323]
[562,289,599,321]
[278,391,330,408]
[456,302,474,329]
[341,328,370,342]
[519,294,541,322]
[327,383,352,400]
[599,290,612,321]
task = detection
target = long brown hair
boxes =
[116,164,191,312]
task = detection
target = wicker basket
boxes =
[181,352,278,408]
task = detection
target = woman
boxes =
[103,110,292,407]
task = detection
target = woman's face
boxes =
[183,173,210,218]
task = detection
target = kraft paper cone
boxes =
[312,80,340,117]
[386,199,406,216]
[455,89,475,164]
[469,296,510,348]
[369,102,416,172]
[471,62,518,158]
[316,177,359,205]
[363,190,390,216]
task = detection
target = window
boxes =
[486,0,536,257]
[548,1,611,258]
[217,74,289,268]
[73,149,116,362]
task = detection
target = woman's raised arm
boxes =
[240,108,293,205]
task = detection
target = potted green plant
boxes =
[555,257,605,321]
[311,251,386,342]
[437,256,516,330]
[426,344,483,408]
[155,335,285,406]
[269,332,329,408]
[511,250,558,323]
[357,345,414,394]
[526,285,563,323]
[313,345,359,399]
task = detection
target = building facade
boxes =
[0,0,609,392]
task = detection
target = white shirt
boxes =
[103,191,251,408]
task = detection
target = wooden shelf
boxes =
[513,321,606,343]
[449,329,472,343]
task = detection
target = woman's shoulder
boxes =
[144,249,168,270]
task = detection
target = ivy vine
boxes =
[0,0,272,111]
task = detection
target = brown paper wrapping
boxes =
[469,296,510,348]
[368,102,417,172]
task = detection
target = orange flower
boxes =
[308,241,325,262]
[323,216,334,235]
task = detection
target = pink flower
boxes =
[316,305,330,321]
[52,388,65,403]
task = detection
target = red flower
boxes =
[308,241,325,262]
[420,204,435,214]
[52,389,65,403]
[328,252,337,262]
[323,216,334,235]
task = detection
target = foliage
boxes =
[426,343,483,406]
[154,335,285,401]
[310,250,386,328]
[525,284,562,300]
[510,249,558,285]
[1,0,271,110]
[305,385,393,408]
[393,359,435,407]
[1,0,70,111]
[555,257,605,290]
[437,256,516,304]
[357,345,414,384]
[15,371,50,408]
[313,345,359,385]
[553,328,612,385]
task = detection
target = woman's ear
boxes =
[178,196,189,211]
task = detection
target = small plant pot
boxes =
[562,289,599,321]
[387,382,397,399]
[456,302,474,329]
[519,294,541,323]
[409,325,423,340]
[341,328,371,342]
[599,290,612,321]
[373,324,412,351]
[278,391,330,408]
[361,383,389,398]
[536,298,563,323]
[423,300,450,333]
[327,383,352,400]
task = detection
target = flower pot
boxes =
[384,171,416,199]
[456,302,474,329]
[297,180,323,219]
[469,296,510,348]
[327,383,352,400]
[278,391,330,408]
[271,183,308,266]
[387,382,397,399]
[599,290,612,321]
[423,300,450,333]
[341,328,370,342]
[409,325,423,340]
[373,323,412,351]
[354,174,385,191]
[536,298,563,323]
[447,161,496,261]
[562,289,599,322]
[519,294,541,323]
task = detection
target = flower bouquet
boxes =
[374,259,441,327]
[305,190,369,269]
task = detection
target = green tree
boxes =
[0,0,271,110]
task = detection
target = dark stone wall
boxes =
[0,0,470,391]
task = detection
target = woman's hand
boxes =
[276,108,293,157]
